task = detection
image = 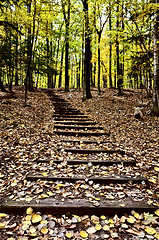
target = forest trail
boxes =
[0,88,158,239]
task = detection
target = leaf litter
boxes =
[0,87,159,239]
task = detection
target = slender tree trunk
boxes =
[15,25,19,86]
[47,37,51,88]
[109,2,112,88]
[82,0,92,101]
[97,32,101,95]
[152,1,159,115]
[58,43,64,88]
[116,1,123,95]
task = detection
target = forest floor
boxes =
[0,86,159,240]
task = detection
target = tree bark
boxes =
[109,2,112,88]
[151,1,159,115]
[82,0,92,101]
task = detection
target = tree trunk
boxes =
[109,2,112,88]
[116,1,123,95]
[58,43,64,88]
[82,0,92,101]
[97,32,101,95]
[152,1,159,115]
[15,25,19,86]
[46,37,52,88]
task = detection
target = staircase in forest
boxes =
[1,91,157,217]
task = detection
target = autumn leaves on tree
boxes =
[0,0,159,113]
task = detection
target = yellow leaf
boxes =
[39,194,48,199]
[47,191,54,196]
[103,225,110,231]
[155,209,159,216]
[127,216,136,224]
[41,227,48,235]
[0,174,4,178]
[29,226,36,234]
[120,204,125,207]
[57,183,63,187]
[109,219,114,224]
[42,172,48,176]
[22,224,29,230]
[66,231,73,238]
[154,232,159,239]
[26,207,33,215]
[100,215,106,220]
[95,224,102,230]
[0,213,8,218]
[25,197,32,202]
[26,215,32,221]
[80,230,88,238]
[32,214,42,223]
[154,167,159,172]
[133,212,140,219]
[95,198,100,201]
[0,223,6,229]
[145,226,156,235]
[41,220,48,224]
[148,178,156,184]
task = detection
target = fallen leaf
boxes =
[86,226,96,234]
[66,231,73,238]
[26,207,33,215]
[80,230,88,238]
[41,227,48,235]
[32,214,42,223]
[145,226,156,235]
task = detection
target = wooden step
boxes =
[54,125,103,130]
[61,140,112,143]
[53,114,87,118]
[63,148,125,155]
[54,130,110,137]
[37,159,136,166]
[54,111,83,115]
[55,118,90,121]
[26,174,147,184]
[2,198,156,216]
[55,121,97,125]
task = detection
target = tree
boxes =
[82,0,92,101]
[61,0,70,92]
[151,0,159,115]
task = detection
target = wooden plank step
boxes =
[26,174,147,184]
[37,159,136,166]
[55,118,90,121]
[53,114,86,118]
[54,125,103,130]
[55,121,97,125]
[54,109,81,112]
[61,140,112,143]
[53,130,110,137]
[63,148,125,155]
[2,198,155,216]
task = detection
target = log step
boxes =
[37,159,136,166]
[55,121,97,125]
[26,174,147,184]
[61,140,112,143]
[53,130,110,137]
[54,118,90,121]
[63,148,125,155]
[53,114,87,118]
[1,198,156,216]
[54,112,83,115]
[54,125,103,130]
